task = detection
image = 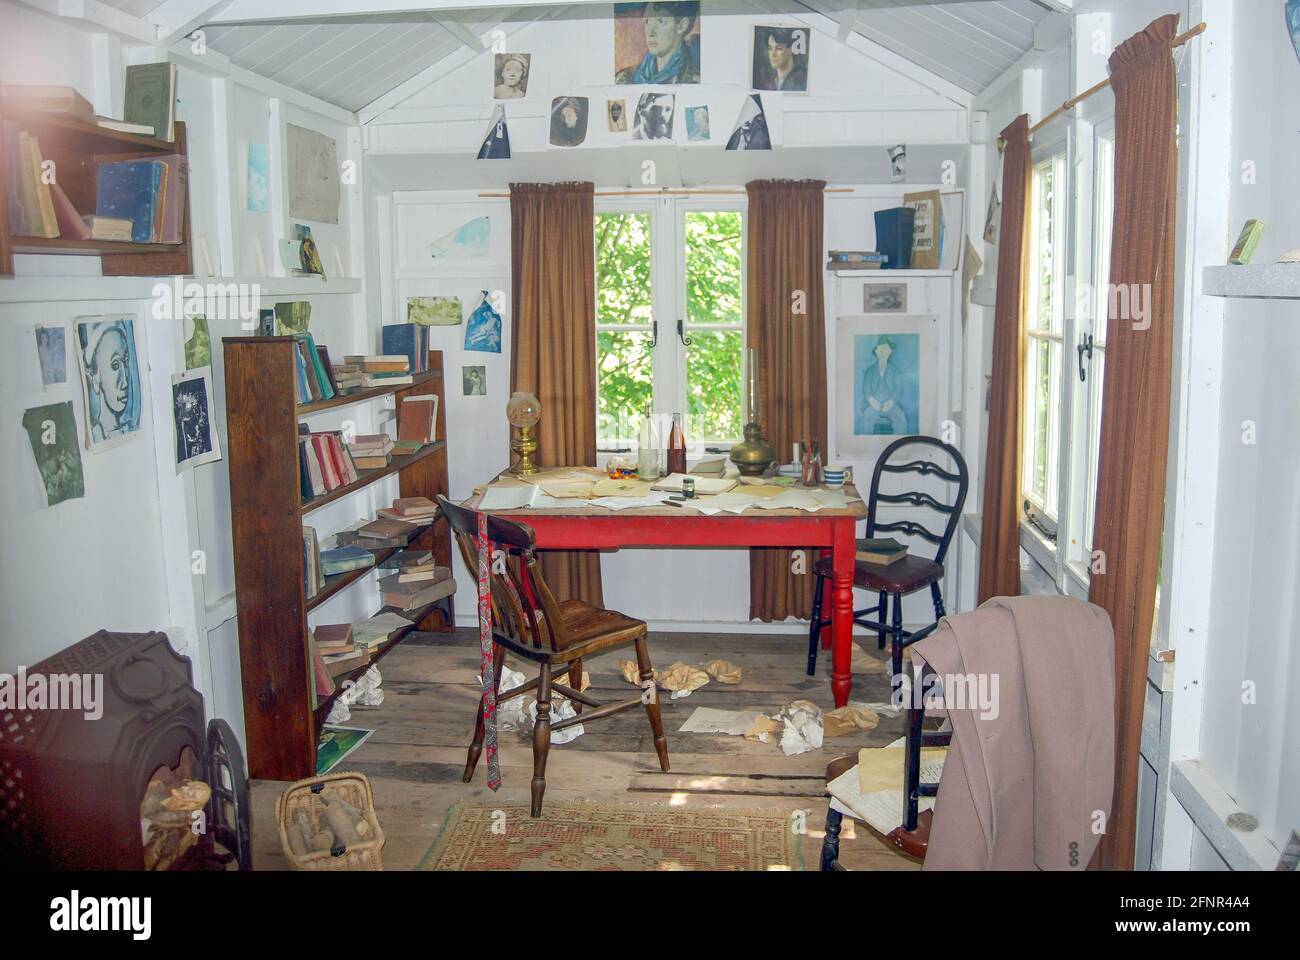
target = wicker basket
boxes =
[275,771,385,870]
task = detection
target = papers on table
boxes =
[478,484,568,510]
[477,474,860,513]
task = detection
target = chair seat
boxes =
[813,554,944,593]
[550,599,647,658]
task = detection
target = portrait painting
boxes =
[752,25,809,92]
[550,96,590,147]
[615,2,701,84]
[684,105,710,142]
[632,92,676,141]
[172,367,222,472]
[75,316,142,452]
[463,365,487,396]
[864,283,908,313]
[835,314,938,459]
[22,400,85,507]
[607,99,628,132]
[35,323,67,388]
[493,52,530,100]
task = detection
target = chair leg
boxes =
[463,644,505,783]
[821,806,844,871]
[904,692,925,831]
[634,634,670,772]
[890,592,905,700]
[877,590,888,649]
[930,580,946,619]
[530,662,552,818]
[806,575,825,676]
[568,657,583,715]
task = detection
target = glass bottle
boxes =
[667,413,687,475]
[637,402,659,480]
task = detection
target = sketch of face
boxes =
[500,58,525,89]
[874,342,893,365]
[92,327,131,419]
[768,34,794,73]
[643,6,690,59]
[561,104,579,129]
[610,103,623,122]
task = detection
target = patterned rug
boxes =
[419,801,804,871]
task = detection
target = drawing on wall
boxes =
[22,400,85,507]
[463,366,487,396]
[477,105,512,159]
[632,93,675,141]
[274,301,311,335]
[183,314,212,369]
[35,323,67,388]
[685,105,710,142]
[983,184,1000,243]
[864,283,908,314]
[888,144,907,183]
[752,25,809,91]
[615,2,701,84]
[257,309,275,337]
[246,143,269,212]
[430,216,491,259]
[172,367,222,472]
[725,94,771,150]
[287,123,340,224]
[464,291,503,354]
[75,316,142,452]
[493,52,531,99]
[607,99,627,132]
[407,296,462,326]
[550,96,590,147]
[835,314,937,459]
[295,223,326,277]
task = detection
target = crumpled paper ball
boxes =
[703,659,743,684]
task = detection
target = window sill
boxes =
[1019,519,1057,576]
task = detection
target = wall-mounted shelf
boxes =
[827,266,957,277]
[1203,263,1300,299]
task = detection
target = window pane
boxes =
[596,330,654,441]
[1083,347,1106,550]
[1093,135,1115,345]
[595,212,652,326]
[1025,337,1052,502]
[686,330,743,441]
[684,211,742,326]
[1029,160,1058,334]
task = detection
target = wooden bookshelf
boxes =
[222,337,454,781]
[0,104,192,277]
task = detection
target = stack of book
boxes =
[827,250,890,271]
[314,624,371,680]
[299,427,359,500]
[379,564,454,612]
[292,332,338,405]
[345,355,413,388]
[381,323,432,375]
[303,526,324,600]
[307,632,335,703]
[95,154,187,243]
[332,359,363,393]
[336,517,419,550]
[348,433,394,470]
[855,537,908,566]
[377,496,438,524]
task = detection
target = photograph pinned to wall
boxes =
[35,323,67,388]
[463,365,487,396]
[685,104,710,142]
[864,283,908,313]
[834,314,938,460]
[22,400,84,507]
[550,96,590,147]
[903,189,941,270]
[615,1,701,84]
[983,184,1000,243]
[75,316,142,452]
[257,308,275,337]
[725,94,771,150]
[172,367,222,473]
[246,143,269,212]
[183,314,211,369]
[607,99,627,132]
[632,92,676,141]
[430,216,491,259]
[752,25,809,91]
[274,301,311,335]
[493,52,530,99]
[407,296,462,326]
[464,291,503,354]
[888,144,906,183]
[286,123,340,224]
[296,223,326,277]
[477,105,511,159]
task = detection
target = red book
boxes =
[311,435,339,489]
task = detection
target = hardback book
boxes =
[95,116,154,136]
[399,395,437,445]
[15,132,43,236]
[391,496,437,518]
[874,207,916,271]
[358,518,418,542]
[378,571,455,611]
[391,439,423,456]
[349,433,393,454]
[344,355,409,373]
[689,458,727,477]
[95,159,162,243]
[322,647,370,679]
[0,85,94,119]
[154,153,187,243]
[2,121,28,236]
[382,323,430,375]
[398,563,440,584]
[320,545,376,577]
[316,346,342,395]
[313,623,355,653]
[903,189,942,271]
[855,537,907,566]
[336,524,409,549]
[308,632,336,699]
[828,250,889,263]
[303,526,323,599]
[123,62,177,143]
[1228,219,1266,265]
[82,216,133,241]
[351,453,391,470]
[362,372,414,387]
[25,135,59,238]
[389,549,433,569]
[294,332,335,401]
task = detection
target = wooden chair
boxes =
[437,495,670,818]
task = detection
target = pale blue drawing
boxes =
[76,317,143,448]
[35,324,66,387]
[464,291,502,354]
[431,216,491,258]
[1289,0,1300,67]
[247,143,269,212]
[853,333,919,436]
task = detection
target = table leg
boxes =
[818,547,833,651]
[830,521,854,707]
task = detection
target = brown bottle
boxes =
[667,413,687,475]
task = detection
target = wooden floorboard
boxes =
[251,628,922,871]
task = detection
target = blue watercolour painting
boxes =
[35,324,67,388]
[1289,0,1300,67]
[431,216,491,259]
[464,291,503,354]
[852,332,919,437]
[246,143,269,213]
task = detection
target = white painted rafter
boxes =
[147,0,235,43]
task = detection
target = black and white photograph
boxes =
[493,52,530,99]
[607,99,627,132]
[752,25,809,91]
[632,92,676,141]
[864,282,908,313]
[725,94,771,150]
[888,144,907,182]
[462,366,487,396]
[171,367,222,472]
[550,96,589,147]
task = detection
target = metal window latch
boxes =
[1077,333,1094,382]
[647,320,658,347]
[677,318,692,346]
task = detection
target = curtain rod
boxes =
[1025,21,1207,137]
[476,187,856,198]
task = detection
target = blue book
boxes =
[95,160,162,242]
[873,207,916,271]
[382,323,424,375]
[320,545,376,577]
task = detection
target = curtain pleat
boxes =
[1089,13,1180,870]
[745,179,827,621]
[977,115,1031,604]
[509,182,603,606]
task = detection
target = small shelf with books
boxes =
[222,337,453,781]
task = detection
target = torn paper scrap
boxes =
[530,698,584,744]
[851,642,888,675]
[493,666,529,731]
[744,715,781,743]
[703,659,743,684]
[619,659,654,686]
[823,705,880,737]
[679,707,766,736]
[658,662,710,699]
[775,699,823,755]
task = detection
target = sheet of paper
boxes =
[679,707,766,736]
[479,485,538,510]
[826,772,935,837]
[749,490,829,511]
[856,742,947,794]
[588,492,673,510]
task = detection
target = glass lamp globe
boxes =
[506,391,541,475]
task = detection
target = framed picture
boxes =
[864,283,907,313]
[171,367,222,472]
[834,314,938,460]
[75,315,142,452]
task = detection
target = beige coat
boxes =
[913,595,1115,870]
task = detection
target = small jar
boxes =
[682,477,696,499]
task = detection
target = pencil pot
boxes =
[276,771,385,870]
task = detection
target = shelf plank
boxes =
[298,368,441,416]
[1203,263,1300,299]
[0,104,180,153]
[10,236,182,256]
[301,441,445,516]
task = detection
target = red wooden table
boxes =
[469,486,868,707]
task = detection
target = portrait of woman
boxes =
[493,53,531,99]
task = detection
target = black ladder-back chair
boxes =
[436,495,670,818]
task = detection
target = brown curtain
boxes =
[746,179,827,621]
[509,182,603,606]
[977,115,1031,604]
[1088,14,1179,870]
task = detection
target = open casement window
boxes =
[594,199,745,452]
